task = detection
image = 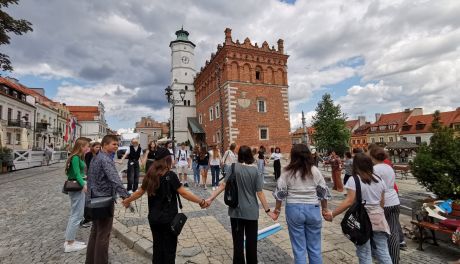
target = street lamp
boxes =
[165,85,186,154]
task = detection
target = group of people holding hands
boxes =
[63,134,402,264]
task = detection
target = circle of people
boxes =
[63,135,403,264]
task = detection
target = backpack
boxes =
[148,172,178,224]
[340,175,373,246]
[224,163,238,208]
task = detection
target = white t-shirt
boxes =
[345,175,386,207]
[271,153,282,161]
[208,150,221,166]
[373,164,400,207]
[222,150,237,165]
[278,166,326,204]
[176,149,190,166]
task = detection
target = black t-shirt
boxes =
[197,153,209,166]
[258,150,265,160]
[147,171,182,224]
[85,152,93,170]
[147,149,156,160]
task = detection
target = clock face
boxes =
[181,56,190,64]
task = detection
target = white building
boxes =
[68,101,108,142]
[0,77,36,150]
[168,27,197,145]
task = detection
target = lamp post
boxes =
[165,85,186,154]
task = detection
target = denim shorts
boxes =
[199,165,209,171]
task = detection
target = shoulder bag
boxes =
[170,192,187,236]
[340,175,373,246]
[224,163,238,208]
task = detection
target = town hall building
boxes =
[168,28,291,152]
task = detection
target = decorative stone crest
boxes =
[237,91,250,108]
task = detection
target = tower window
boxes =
[184,101,187,106]
[185,85,188,90]
[185,72,187,76]
[257,100,266,113]
[259,127,269,140]
[256,71,261,80]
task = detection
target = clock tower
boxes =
[169,27,197,145]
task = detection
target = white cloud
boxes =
[3,0,460,129]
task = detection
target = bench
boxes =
[411,220,455,250]
[393,165,410,180]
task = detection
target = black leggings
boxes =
[149,222,178,264]
[230,218,258,264]
[274,160,281,180]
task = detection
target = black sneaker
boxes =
[399,241,407,250]
[80,220,91,228]
[184,182,189,188]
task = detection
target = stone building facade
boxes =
[193,28,291,152]
[134,116,169,142]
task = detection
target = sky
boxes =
[3,0,460,131]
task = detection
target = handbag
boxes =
[63,180,83,192]
[170,192,187,236]
[87,189,115,220]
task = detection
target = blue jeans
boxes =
[192,161,200,184]
[210,165,220,187]
[257,159,265,182]
[355,231,392,264]
[286,203,322,264]
[65,190,85,241]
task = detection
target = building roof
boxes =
[0,77,33,96]
[400,109,460,134]
[386,140,420,150]
[346,119,359,130]
[67,106,100,121]
[368,110,412,134]
[352,123,371,137]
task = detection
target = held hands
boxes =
[121,199,131,208]
[322,209,333,222]
[199,199,211,209]
[267,211,278,221]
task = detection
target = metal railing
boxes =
[7,119,31,129]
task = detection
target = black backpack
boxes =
[340,175,373,246]
[224,163,238,208]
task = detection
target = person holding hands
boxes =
[206,145,276,264]
[122,147,209,264]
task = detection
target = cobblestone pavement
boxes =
[0,163,150,264]
[114,162,459,264]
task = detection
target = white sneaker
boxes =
[64,241,85,247]
[212,187,216,191]
[64,242,87,253]
[128,190,133,195]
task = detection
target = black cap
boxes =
[155,147,170,160]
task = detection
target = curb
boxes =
[112,218,153,259]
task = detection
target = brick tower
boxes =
[193,28,291,153]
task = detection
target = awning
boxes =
[188,117,205,134]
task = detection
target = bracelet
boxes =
[265,208,271,213]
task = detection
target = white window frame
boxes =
[257,100,266,113]
[216,131,221,143]
[209,107,214,121]
[379,137,384,143]
[215,103,220,118]
[259,127,269,140]
[198,114,202,124]
[371,137,375,143]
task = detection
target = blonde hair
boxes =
[65,137,90,173]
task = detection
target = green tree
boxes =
[411,110,460,199]
[312,93,350,155]
[0,0,33,72]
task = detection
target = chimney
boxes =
[358,115,366,126]
[224,28,232,45]
[404,108,410,113]
[277,39,284,54]
[375,113,382,122]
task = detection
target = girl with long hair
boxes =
[323,153,392,264]
[270,147,283,181]
[273,144,329,263]
[209,145,222,191]
[257,145,268,183]
[63,137,90,253]
[197,146,210,189]
[142,141,157,173]
[370,147,401,264]
[84,142,101,170]
[122,147,208,263]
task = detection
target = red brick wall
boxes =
[195,28,291,153]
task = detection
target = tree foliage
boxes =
[0,0,33,72]
[411,111,460,199]
[312,93,350,155]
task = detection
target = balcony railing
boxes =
[36,122,49,132]
[8,119,31,129]
[53,128,63,136]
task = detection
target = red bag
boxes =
[439,219,460,230]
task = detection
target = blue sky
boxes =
[3,0,459,130]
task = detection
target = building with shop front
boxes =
[191,28,291,152]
